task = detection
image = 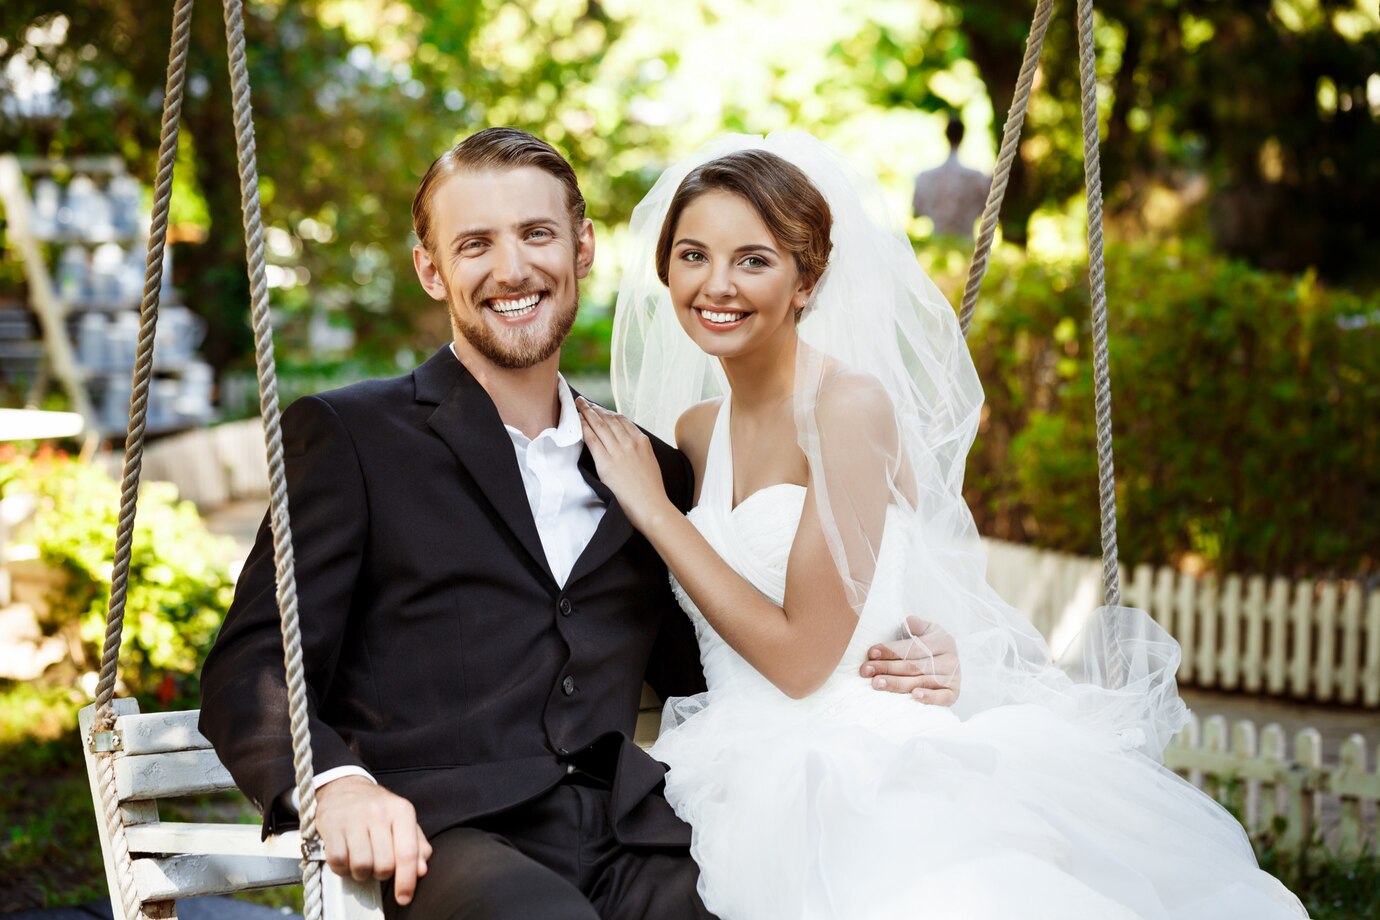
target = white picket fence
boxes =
[1164,713,1380,856]
[983,539,1380,707]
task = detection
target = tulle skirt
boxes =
[651,683,1307,920]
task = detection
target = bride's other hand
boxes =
[577,397,678,531]
[860,616,961,706]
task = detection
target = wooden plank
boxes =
[1153,567,1176,638]
[1199,575,1219,688]
[0,156,97,428]
[1259,723,1287,836]
[1365,592,1380,708]
[80,701,159,920]
[1203,715,1229,802]
[1129,564,1153,612]
[322,871,385,920]
[1283,728,1322,852]
[1336,736,1368,857]
[1289,580,1314,699]
[131,854,301,901]
[1339,583,1363,705]
[1266,577,1290,695]
[1243,576,1266,693]
[1231,720,1257,831]
[126,823,301,860]
[1220,575,1242,691]
[115,749,237,802]
[1176,572,1197,684]
[115,710,213,756]
[1315,582,1339,703]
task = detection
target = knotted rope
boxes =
[89,0,324,916]
[90,1,195,916]
[222,0,325,913]
[1074,0,1121,607]
[955,0,1122,607]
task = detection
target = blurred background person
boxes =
[912,114,992,241]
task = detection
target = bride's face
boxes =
[666,190,812,360]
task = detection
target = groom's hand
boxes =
[316,776,432,905]
[860,616,961,706]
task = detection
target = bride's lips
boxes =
[484,291,547,327]
[694,306,750,332]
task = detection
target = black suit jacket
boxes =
[199,347,706,846]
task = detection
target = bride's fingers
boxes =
[577,404,614,455]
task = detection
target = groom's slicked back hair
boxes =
[655,150,832,289]
[412,127,586,253]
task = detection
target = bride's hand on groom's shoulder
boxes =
[860,615,961,706]
[576,397,677,532]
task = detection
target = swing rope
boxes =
[87,0,325,917]
[1074,0,1122,608]
[957,0,1122,608]
[89,1,195,917]
[222,0,326,912]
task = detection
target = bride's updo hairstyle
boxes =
[654,150,832,298]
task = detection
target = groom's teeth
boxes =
[701,310,745,324]
[490,293,541,316]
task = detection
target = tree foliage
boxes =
[933,240,1380,578]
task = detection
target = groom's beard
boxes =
[446,277,580,370]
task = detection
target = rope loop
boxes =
[956,0,1122,606]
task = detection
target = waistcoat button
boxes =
[562,676,576,695]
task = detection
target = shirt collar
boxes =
[448,343,583,448]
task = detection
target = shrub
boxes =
[926,240,1380,578]
[1,447,236,703]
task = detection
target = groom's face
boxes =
[413,166,594,370]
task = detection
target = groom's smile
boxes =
[413,165,595,371]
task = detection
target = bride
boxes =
[576,132,1307,919]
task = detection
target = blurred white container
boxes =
[31,178,61,239]
[56,245,89,303]
[90,243,125,302]
[77,313,109,370]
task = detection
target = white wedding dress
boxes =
[651,400,1308,920]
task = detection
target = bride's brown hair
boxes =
[655,150,832,291]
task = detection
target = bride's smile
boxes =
[666,189,812,359]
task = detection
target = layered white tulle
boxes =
[650,403,1307,920]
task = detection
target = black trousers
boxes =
[385,778,717,920]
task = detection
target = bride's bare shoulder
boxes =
[816,362,893,424]
[675,397,723,476]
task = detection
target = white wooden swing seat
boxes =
[79,699,383,919]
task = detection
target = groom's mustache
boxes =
[476,284,547,304]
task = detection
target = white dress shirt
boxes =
[296,355,606,806]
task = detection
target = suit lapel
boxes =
[416,349,557,587]
[565,444,635,587]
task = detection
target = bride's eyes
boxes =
[740,255,769,269]
[680,250,708,263]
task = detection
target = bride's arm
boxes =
[577,393,889,700]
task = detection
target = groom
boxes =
[200,127,959,919]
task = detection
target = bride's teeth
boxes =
[702,310,744,324]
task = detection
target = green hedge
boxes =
[932,241,1380,578]
[1,448,236,703]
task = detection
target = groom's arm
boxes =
[199,394,371,832]
[642,440,709,700]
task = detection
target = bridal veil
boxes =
[611,131,1188,759]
